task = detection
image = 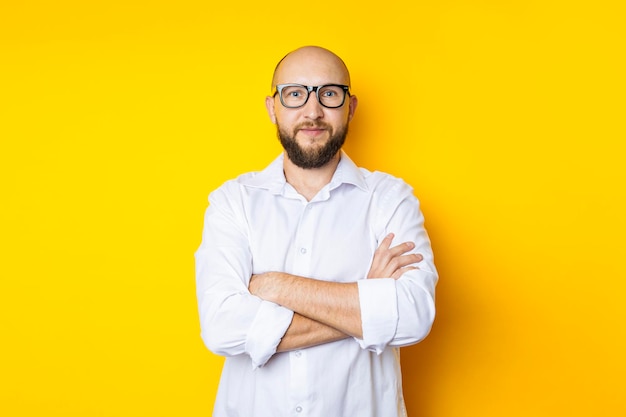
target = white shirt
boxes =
[195,152,437,417]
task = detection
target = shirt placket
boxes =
[292,202,314,277]
[289,202,315,416]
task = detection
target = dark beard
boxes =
[277,123,348,169]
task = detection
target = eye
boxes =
[281,86,307,98]
[319,86,344,98]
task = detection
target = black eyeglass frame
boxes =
[273,84,351,109]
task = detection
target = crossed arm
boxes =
[248,233,422,352]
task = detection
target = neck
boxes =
[283,152,341,201]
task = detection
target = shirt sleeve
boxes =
[355,178,438,353]
[195,183,294,368]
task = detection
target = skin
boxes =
[250,46,422,351]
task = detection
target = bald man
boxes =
[195,46,437,417]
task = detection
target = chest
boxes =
[244,192,379,282]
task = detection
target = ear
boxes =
[265,96,277,124]
[347,95,358,122]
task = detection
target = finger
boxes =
[376,233,395,252]
[391,266,419,280]
[387,241,416,258]
[385,253,422,274]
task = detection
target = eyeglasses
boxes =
[273,84,351,109]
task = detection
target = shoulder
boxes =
[208,172,258,206]
[359,169,422,221]
[361,169,415,199]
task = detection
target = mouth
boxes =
[299,128,325,137]
[296,124,329,138]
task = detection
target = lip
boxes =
[298,127,326,137]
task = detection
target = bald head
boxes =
[271,46,351,91]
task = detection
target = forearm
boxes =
[250,272,363,338]
[277,313,349,352]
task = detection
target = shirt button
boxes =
[294,351,302,357]
[300,248,307,254]
[296,406,303,413]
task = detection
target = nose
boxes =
[302,91,324,120]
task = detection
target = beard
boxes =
[277,121,348,169]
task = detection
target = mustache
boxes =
[295,121,331,130]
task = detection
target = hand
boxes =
[367,233,422,279]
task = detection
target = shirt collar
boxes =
[239,151,368,195]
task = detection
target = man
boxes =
[195,46,437,417]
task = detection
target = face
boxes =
[266,47,358,169]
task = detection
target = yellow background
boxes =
[1,1,624,416]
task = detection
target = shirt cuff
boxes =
[356,278,398,353]
[245,301,294,368]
